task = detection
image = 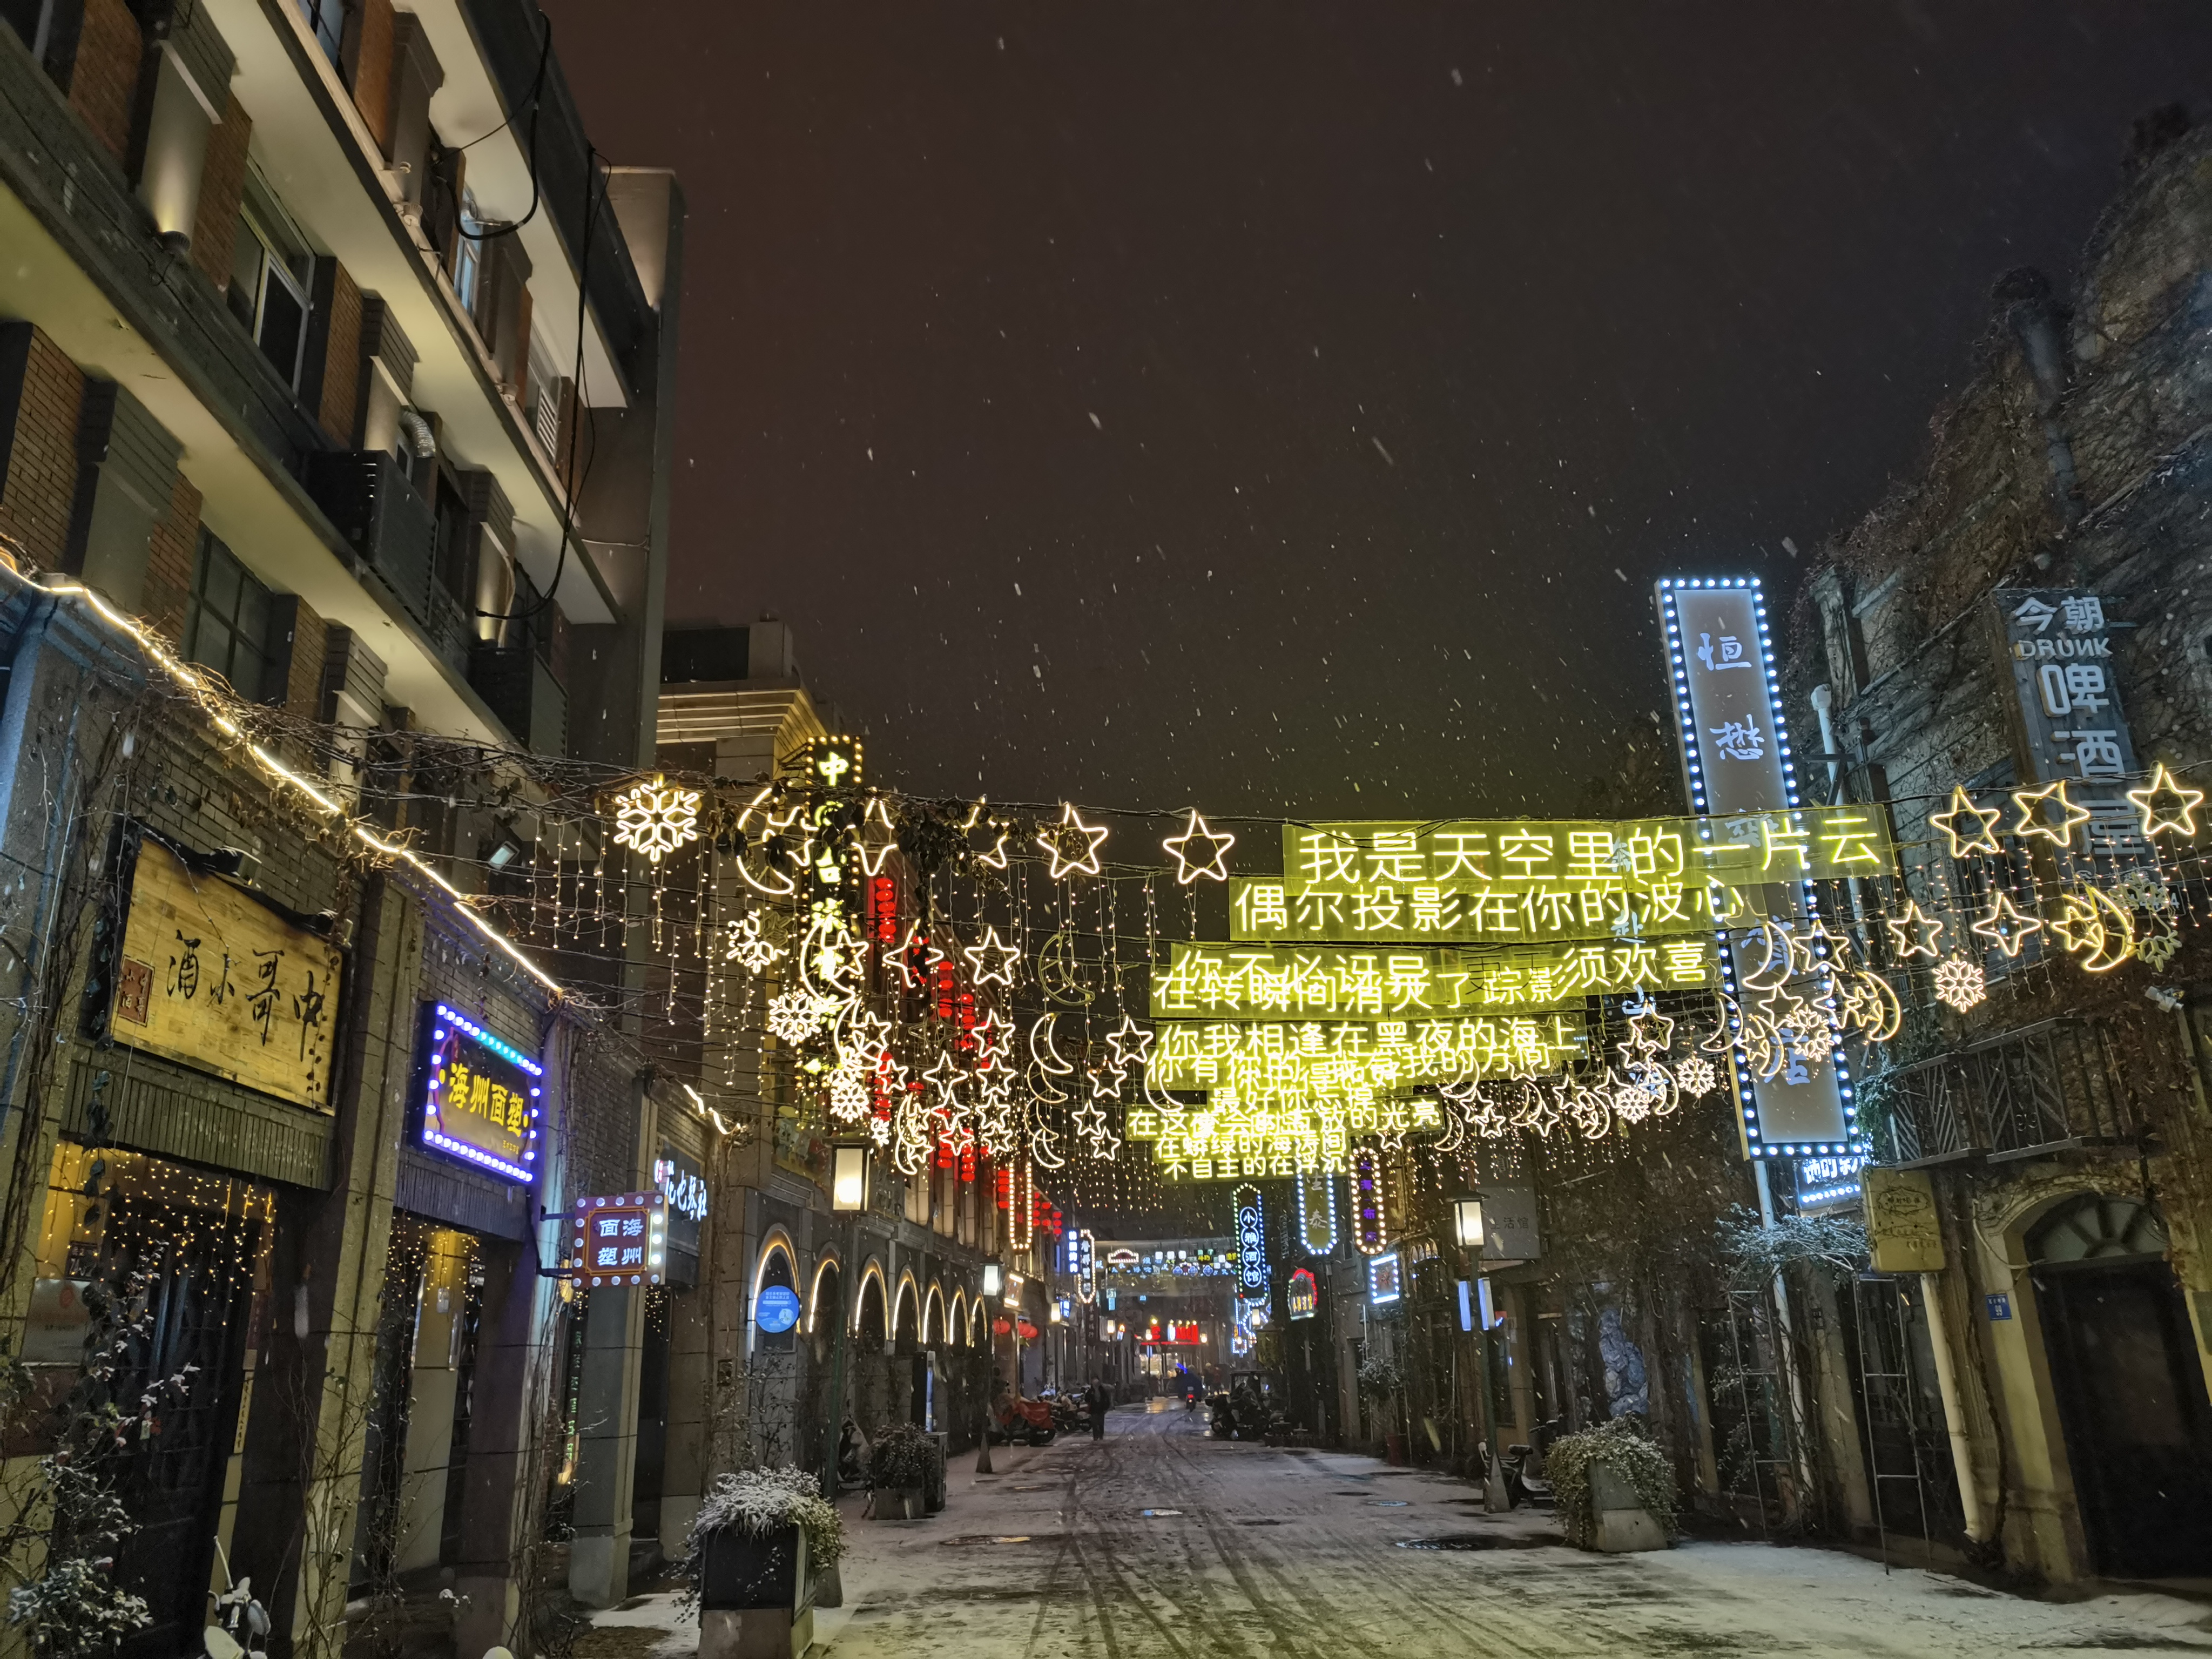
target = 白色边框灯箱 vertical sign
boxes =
[1657,577,1855,1157]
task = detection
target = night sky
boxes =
[543,3,2211,822]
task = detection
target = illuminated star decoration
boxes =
[961,925,1022,989]
[1105,1015,1156,1077]
[1932,955,1988,1013]
[1162,809,1236,884]
[2048,889,2105,957]
[922,1050,967,1110]
[2126,762,2204,840]
[1970,890,2043,959]
[1930,786,2004,859]
[2010,780,2091,847]
[612,775,701,864]
[1036,804,1109,879]
[1883,900,1945,960]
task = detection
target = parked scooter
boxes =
[990,1394,1058,1445]
[1502,1418,1564,1508]
[201,1542,268,1659]
[1045,1392,1092,1435]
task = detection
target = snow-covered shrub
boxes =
[676,1466,844,1613]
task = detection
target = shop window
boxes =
[185,529,281,703]
[227,167,314,388]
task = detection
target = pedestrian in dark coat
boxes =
[1087,1377,1110,1439]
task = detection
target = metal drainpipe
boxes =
[1918,1270,1990,1543]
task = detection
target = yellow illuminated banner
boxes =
[1275,807,1892,894]
[1149,938,1718,1021]
[1127,1098,1446,1181]
[1150,1014,1583,1092]
[1232,876,1728,943]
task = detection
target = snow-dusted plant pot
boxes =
[700,1522,810,1610]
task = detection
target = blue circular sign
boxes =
[756,1285,802,1334]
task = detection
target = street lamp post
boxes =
[823,1141,871,1500]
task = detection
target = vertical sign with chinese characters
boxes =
[417,1002,545,1183]
[1657,578,1855,1156]
[1074,1228,1097,1305]
[1235,1184,1267,1301]
[109,835,344,1110]
[1995,591,2146,856]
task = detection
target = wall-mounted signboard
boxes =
[417,1001,544,1183]
[106,834,344,1110]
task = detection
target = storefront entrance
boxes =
[2029,1196,2212,1579]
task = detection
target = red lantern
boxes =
[1016,1317,1039,1341]
[992,1316,1013,1336]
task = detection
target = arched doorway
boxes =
[2028,1194,2212,1576]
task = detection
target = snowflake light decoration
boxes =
[723,911,784,973]
[1674,1054,1718,1098]
[612,775,701,864]
[1611,1078,1656,1125]
[767,989,822,1043]
[827,1064,870,1121]
[1932,955,1988,1013]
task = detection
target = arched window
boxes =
[2028,1195,2168,1265]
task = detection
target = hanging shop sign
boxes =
[1074,1229,1097,1304]
[416,1001,545,1183]
[1235,1184,1267,1299]
[1352,1147,1387,1253]
[754,1283,802,1334]
[1796,1154,1865,1210]
[1242,806,1894,943]
[1656,577,1854,1156]
[1477,1182,1540,1263]
[1994,590,2146,857]
[1298,1170,1337,1253]
[1149,1014,1584,1094]
[105,834,345,1111]
[1863,1168,1945,1274]
[1366,1251,1404,1308]
[1151,939,1717,1021]
[567,1190,669,1287]
[1287,1267,1319,1320]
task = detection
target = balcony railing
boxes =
[1867,1018,2132,1166]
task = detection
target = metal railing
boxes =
[1867,1018,2130,1165]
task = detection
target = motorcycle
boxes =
[1046,1393,1092,1435]
[990,1394,1058,1445]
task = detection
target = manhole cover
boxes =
[1137,1509,1184,1518]
[1395,1535,1492,1551]
[1369,1500,1409,1507]
[1331,1489,1371,1496]
[1238,1519,1282,1527]
[1008,1482,1057,1491]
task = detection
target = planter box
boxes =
[700,1522,812,1611]
[699,1607,814,1659]
[1588,1460,1669,1554]
[871,1483,926,1520]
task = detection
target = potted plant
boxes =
[1356,1352,1405,1462]
[869,1422,934,1520]
[679,1466,846,1659]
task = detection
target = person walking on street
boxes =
[1087,1376,1110,1440]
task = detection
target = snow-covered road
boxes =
[810,1402,2211,1658]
